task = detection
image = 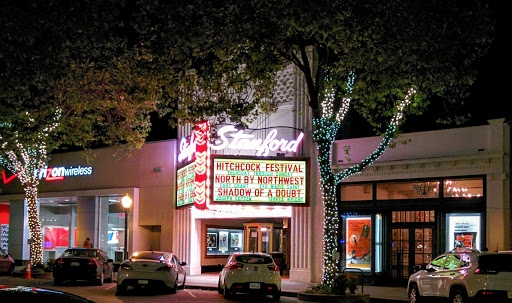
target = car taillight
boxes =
[268,264,280,272]
[55,258,64,266]
[120,264,132,270]
[475,268,498,274]
[157,265,173,272]
[228,262,244,270]
[88,259,98,267]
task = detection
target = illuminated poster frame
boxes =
[346,216,372,270]
[211,156,309,206]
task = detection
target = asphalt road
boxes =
[0,276,299,303]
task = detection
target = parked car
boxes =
[0,285,95,302]
[407,249,512,303]
[0,248,15,275]
[53,248,114,286]
[218,252,281,300]
[116,251,187,295]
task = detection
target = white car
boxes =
[117,251,186,295]
[218,252,281,300]
[407,249,512,303]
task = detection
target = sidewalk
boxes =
[186,273,409,302]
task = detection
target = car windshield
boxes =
[235,254,273,264]
[130,251,168,261]
[478,254,512,272]
[62,249,98,258]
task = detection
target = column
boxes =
[77,196,98,248]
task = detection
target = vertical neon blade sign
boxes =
[194,121,210,210]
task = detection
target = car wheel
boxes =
[217,280,223,294]
[408,284,421,303]
[272,291,281,300]
[95,271,104,286]
[117,282,127,295]
[7,264,14,276]
[53,278,62,286]
[179,273,186,289]
[169,277,178,294]
[450,288,467,303]
[223,286,232,299]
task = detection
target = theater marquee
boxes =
[212,157,308,205]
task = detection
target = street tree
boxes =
[156,0,495,287]
[0,1,166,265]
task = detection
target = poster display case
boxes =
[206,227,244,256]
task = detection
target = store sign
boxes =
[212,158,307,204]
[210,125,304,156]
[2,165,93,184]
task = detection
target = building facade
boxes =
[334,118,510,284]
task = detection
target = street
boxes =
[0,276,300,303]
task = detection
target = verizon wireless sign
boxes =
[2,165,93,184]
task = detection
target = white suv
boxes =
[408,250,512,303]
[218,252,281,300]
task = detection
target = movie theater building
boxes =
[333,118,510,283]
[0,140,177,265]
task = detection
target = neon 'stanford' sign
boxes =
[210,125,304,156]
[212,158,307,204]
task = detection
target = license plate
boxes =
[508,291,512,298]
[71,262,80,267]
[138,280,149,285]
[249,283,260,289]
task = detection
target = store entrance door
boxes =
[392,226,434,279]
[391,210,435,280]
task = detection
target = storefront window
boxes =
[444,178,483,198]
[377,180,439,200]
[107,198,125,262]
[346,216,372,270]
[446,213,481,251]
[41,202,75,262]
[340,184,373,201]
[206,227,244,256]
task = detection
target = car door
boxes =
[419,255,446,296]
[436,253,463,297]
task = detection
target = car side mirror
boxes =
[420,264,427,270]
[181,262,187,266]
[426,266,436,272]
[107,259,114,263]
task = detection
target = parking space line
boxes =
[185,289,196,298]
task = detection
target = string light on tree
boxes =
[313,70,416,287]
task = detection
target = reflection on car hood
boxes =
[0,285,95,302]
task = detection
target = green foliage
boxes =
[333,273,358,295]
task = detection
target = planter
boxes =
[29,272,53,279]
[297,292,370,303]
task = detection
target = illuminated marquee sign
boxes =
[212,157,307,204]
[210,125,304,156]
[176,162,195,207]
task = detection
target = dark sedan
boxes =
[53,248,114,285]
[0,285,95,302]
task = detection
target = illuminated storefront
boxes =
[0,140,177,265]
[174,121,311,278]
[334,119,510,284]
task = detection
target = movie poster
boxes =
[447,214,481,251]
[346,217,371,269]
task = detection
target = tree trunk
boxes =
[25,183,43,265]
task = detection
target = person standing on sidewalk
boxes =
[83,238,92,248]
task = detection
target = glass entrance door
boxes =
[391,211,435,279]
